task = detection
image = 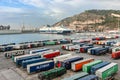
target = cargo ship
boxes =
[39,25,73,34]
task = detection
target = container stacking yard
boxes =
[1,35,120,80]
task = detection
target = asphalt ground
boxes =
[0,44,120,80]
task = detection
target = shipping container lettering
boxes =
[36,64,50,69]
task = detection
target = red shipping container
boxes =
[96,38,100,40]
[80,48,85,53]
[43,50,60,59]
[111,51,120,59]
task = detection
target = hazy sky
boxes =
[0,0,120,29]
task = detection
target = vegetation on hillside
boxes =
[53,10,120,30]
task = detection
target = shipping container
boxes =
[61,57,83,69]
[111,46,120,53]
[43,50,60,59]
[43,41,56,45]
[4,50,25,59]
[82,60,102,73]
[29,48,50,54]
[60,39,71,44]
[67,45,79,51]
[105,41,116,46]
[80,46,93,53]
[87,47,99,54]
[62,72,88,80]
[78,75,98,80]
[14,54,40,62]
[91,61,110,74]
[57,55,79,67]
[65,44,74,50]
[27,60,54,74]
[22,58,47,68]
[16,55,41,66]
[95,63,118,80]
[54,53,72,63]
[38,67,66,80]
[0,46,13,52]
[111,51,120,59]
[72,58,94,71]
[90,47,107,55]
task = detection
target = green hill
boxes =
[53,10,120,32]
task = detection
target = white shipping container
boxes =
[95,63,117,78]
[112,46,120,53]
[54,53,72,63]
[14,54,39,62]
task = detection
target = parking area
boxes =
[0,44,120,80]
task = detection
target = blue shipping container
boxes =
[78,75,98,80]
[31,48,50,54]
[91,48,107,55]
[84,46,93,53]
[16,55,41,66]
[91,61,110,74]
[27,60,54,74]
[22,58,47,68]
[62,57,83,69]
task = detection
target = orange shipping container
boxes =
[71,58,94,71]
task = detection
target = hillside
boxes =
[53,10,120,32]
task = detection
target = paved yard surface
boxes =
[0,44,120,80]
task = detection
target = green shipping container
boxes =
[44,41,56,45]
[96,63,118,80]
[62,72,88,80]
[38,67,66,80]
[82,60,102,73]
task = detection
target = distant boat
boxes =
[39,25,73,34]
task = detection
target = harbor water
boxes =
[0,32,119,44]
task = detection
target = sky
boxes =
[0,0,120,29]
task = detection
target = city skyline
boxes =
[0,0,120,29]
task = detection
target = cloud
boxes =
[0,0,120,28]
[0,6,23,13]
